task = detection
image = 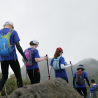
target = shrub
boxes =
[1,73,30,96]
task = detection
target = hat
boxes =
[57,47,63,52]
[31,40,39,45]
[4,21,14,29]
[77,64,85,70]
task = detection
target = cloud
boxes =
[0,0,98,73]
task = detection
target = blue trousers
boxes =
[61,76,69,83]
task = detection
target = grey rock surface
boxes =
[9,78,82,98]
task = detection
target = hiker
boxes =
[0,21,27,96]
[23,40,48,84]
[90,79,98,98]
[48,47,73,83]
[73,65,90,98]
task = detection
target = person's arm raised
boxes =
[35,55,48,62]
[60,64,72,69]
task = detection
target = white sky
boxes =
[0,0,98,74]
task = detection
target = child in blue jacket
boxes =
[90,79,98,98]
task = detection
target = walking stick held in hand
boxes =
[4,84,8,98]
[46,55,50,79]
[70,61,73,77]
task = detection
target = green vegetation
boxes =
[1,58,98,97]
[0,73,30,96]
[1,71,98,97]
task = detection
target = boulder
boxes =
[9,78,82,98]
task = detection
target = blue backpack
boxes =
[0,29,14,57]
[53,56,67,70]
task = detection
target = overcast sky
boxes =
[0,0,98,74]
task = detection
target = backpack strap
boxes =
[92,86,96,88]
[0,35,1,40]
[92,84,98,89]
[8,29,14,46]
[25,49,28,53]
[29,48,35,61]
[8,29,15,53]
[57,56,61,69]
[8,29,13,34]
[31,48,36,65]
[8,29,16,60]
[28,48,36,65]
[31,48,35,77]
[57,56,61,59]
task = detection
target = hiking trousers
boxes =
[76,87,87,97]
[61,76,69,83]
[0,59,23,91]
[27,68,40,84]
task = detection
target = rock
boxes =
[9,78,82,98]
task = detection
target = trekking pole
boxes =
[26,66,28,85]
[87,87,90,98]
[70,61,73,77]
[23,59,28,85]
[87,94,90,98]
[24,61,28,85]
[4,84,8,98]
[46,55,50,79]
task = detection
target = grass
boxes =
[0,73,31,96]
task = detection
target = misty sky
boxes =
[0,0,98,74]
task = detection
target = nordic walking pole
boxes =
[46,55,50,79]
[26,65,28,85]
[4,84,8,98]
[23,60,28,84]
[70,61,73,77]
[87,87,90,98]
[70,61,76,90]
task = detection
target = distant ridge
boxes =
[21,58,98,85]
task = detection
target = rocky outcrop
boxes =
[8,78,82,98]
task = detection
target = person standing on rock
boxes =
[23,40,48,84]
[73,65,90,98]
[48,47,72,83]
[0,21,28,96]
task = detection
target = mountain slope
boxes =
[21,58,98,85]
[66,58,98,85]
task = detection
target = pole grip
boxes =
[70,61,71,64]
[45,55,48,61]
